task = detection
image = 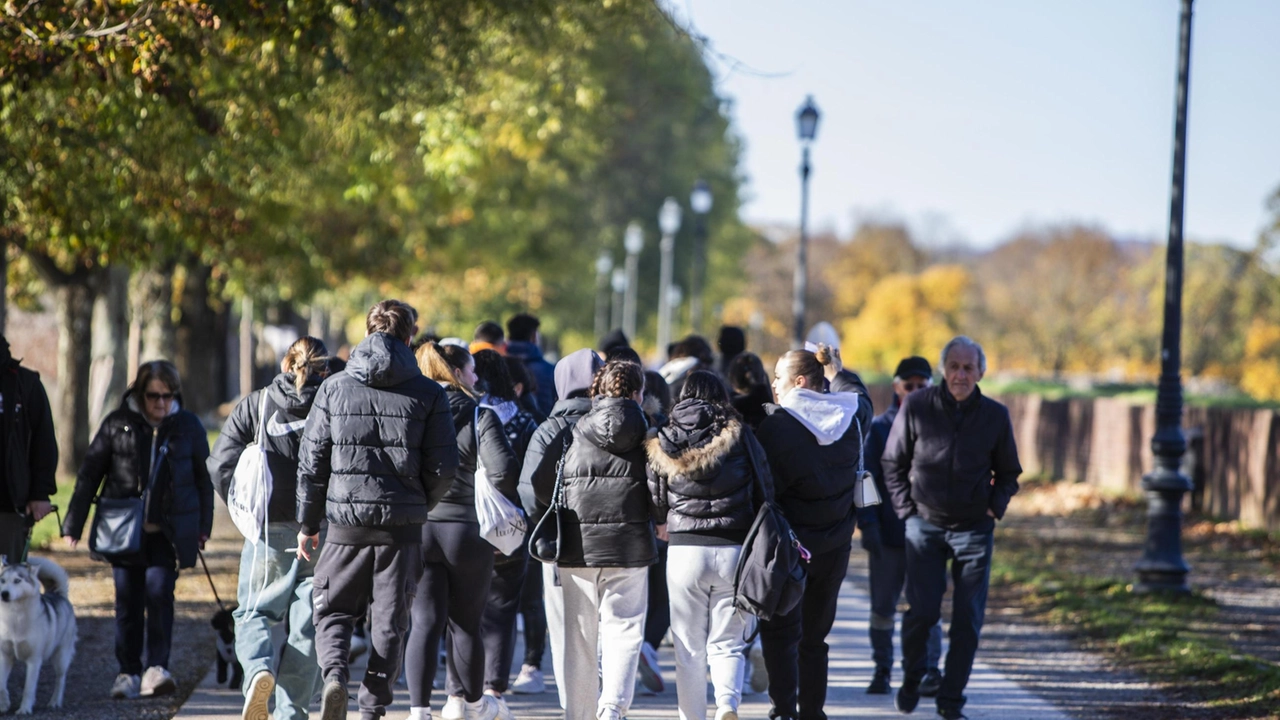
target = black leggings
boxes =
[519,555,547,667]
[448,552,527,695]
[405,521,496,706]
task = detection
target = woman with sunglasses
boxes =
[63,360,214,700]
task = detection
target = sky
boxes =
[672,1,1280,249]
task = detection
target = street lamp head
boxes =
[796,95,820,142]
[624,221,644,255]
[690,180,713,215]
[668,284,683,307]
[659,197,683,236]
[595,250,614,276]
[611,268,627,293]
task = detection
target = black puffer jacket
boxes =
[208,372,322,526]
[428,388,519,523]
[63,397,213,569]
[534,397,657,568]
[518,397,591,526]
[296,333,459,545]
[882,384,1021,530]
[646,399,773,545]
[755,370,873,555]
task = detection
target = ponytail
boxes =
[283,336,329,392]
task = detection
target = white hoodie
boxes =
[779,387,862,446]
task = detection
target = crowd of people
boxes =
[0,295,1021,720]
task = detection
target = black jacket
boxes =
[533,397,657,568]
[882,384,1021,530]
[0,347,57,511]
[731,384,773,431]
[506,341,557,418]
[208,372,321,527]
[518,396,591,527]
[295,333,459,544]
[755,370,873,555]
[429,388,520,523]
[64,397,213,569]
[646,400,772,545]
[858,401,906,547]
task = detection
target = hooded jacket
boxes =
[755,369,873,555]
[208,372,323,527]
[518,349,602,526]
[646,399,773,545]
[882,384,1021,531]
[295,333,459,544]
[0,340,57,512]
[428,388,520,523]
[63,394,213,569]
[506,340,557,417]
[537,396,657,568]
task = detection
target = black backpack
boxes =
[732,436,809,622]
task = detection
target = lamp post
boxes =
[610,268,627,333]
[792,96,820,349]
[623,222,643,341]
[689,180,713,334]
[595,250,614,340]
[1136,0,1194,594]
[656,197,683,363]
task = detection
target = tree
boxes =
[839,265,970,373]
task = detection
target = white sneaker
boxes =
[510,664,545,694]
[637,641,664,693]
[407,708,432,720]
[110,673,141,699]
[597,705,623,720]
[140,666,176,697]
[442,694,466,720]
[485,693,516,720]
[714,707,740,720]
[465,695,500,720]
[242,670,275,720]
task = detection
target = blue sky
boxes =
[674,1,1280,248]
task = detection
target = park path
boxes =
[175,570,1069,720]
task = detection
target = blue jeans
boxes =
[902,515,994,715]
[234,523,321,720]
[113,532,177,675]
[867,542,942,671]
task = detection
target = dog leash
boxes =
[14,504,63,564]
[197,549,230,613]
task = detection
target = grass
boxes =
[33,481,77,551]
[994,542,1280,716]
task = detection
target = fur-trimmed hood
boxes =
[646,415,741,480]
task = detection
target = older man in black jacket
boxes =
[0,335,58,563]
[882,336,1020,720]
[296,300,459,720]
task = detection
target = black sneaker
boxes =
[918,668,943,697]
[895,676,921,714]
[937,708,967,720]
[866,666,891,694]
[319,679,348,720]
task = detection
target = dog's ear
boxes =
[1,554,8,567]
[26,562,38,581]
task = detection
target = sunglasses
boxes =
[145,392,175,402]
[901,381,930,392]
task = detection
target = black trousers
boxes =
[759,542,850,720]
[518,552,547,668]
[406,521,496,706]
[112,532,177,675]
[644,539,670,648]
[448,551,527,695]
[313,541,422,718]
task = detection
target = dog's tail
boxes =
[27,556,70,598]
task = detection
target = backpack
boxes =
[732,436,810,622]
[228,391,272,540]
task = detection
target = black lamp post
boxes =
[1136,0,1194,594]
[689,180,713,334]
[792,96,820,349]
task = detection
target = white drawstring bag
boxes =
[474,407,526,555]
[228,392,273,540]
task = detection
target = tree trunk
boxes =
[55,279,100,476]
[89,265,130,431]
[174,261,224,416]
[132,263,177,362]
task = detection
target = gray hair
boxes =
[940,336,987,374]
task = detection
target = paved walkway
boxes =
[175,573,1068,720]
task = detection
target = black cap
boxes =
[894,356,932,380]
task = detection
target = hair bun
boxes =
[813,344,834,366]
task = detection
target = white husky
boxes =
[0,557,77,714]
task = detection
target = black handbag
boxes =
[528,431,572,564]
[89,439,168,560]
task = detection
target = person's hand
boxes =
[987,508,996,518]
[859,522,883,557]
[655,524,669,543]
[65,536,78,550]
[26,501,52,522]
[822,346,844,381]
[199,534,209,550]
[297,532,320,561]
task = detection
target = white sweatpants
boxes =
[543,562,568,710]
[667,544,753,720]
[560,565,648,720]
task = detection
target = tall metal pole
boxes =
[792,144,812,349]
[1136,0,1194,594]
[610,269,626,334]
[657,232,675,363]
[623,251,639,341]
[690,214,707,334]
[594,253,612,341]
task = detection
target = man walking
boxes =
[296,300,459,720]
[883,337,1021,720]
[0,335,58,563]
[858,356,942,696]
